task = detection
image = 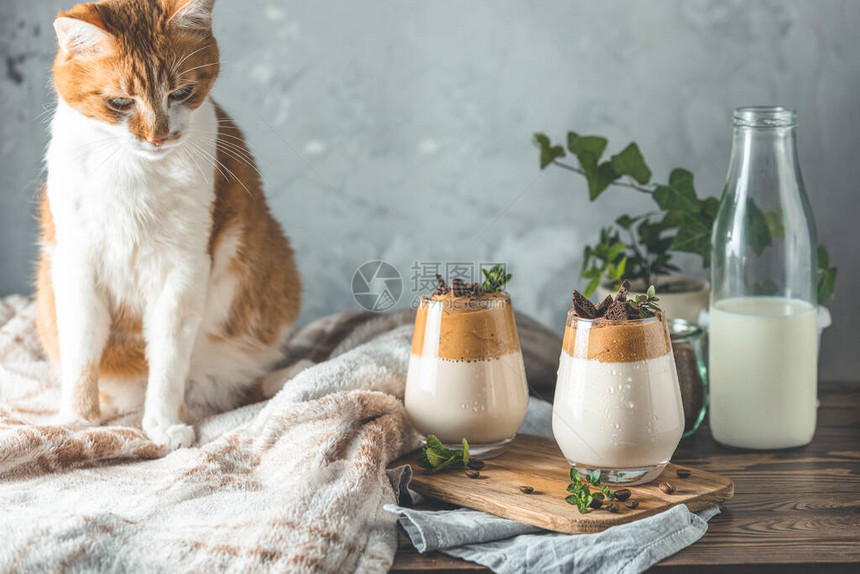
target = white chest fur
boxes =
[46,99,218,309]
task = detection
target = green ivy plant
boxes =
[534,132,837,303]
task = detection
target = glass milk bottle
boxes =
[710,106,819,449]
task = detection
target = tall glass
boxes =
[404,293,529,458]
[553,312,684,485]
[710,106,819,450]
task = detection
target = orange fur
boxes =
[52,0,219,142]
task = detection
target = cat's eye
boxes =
[107,97,135,112]
[169,86,194,102]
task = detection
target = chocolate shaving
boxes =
[433,274,449,296]
[594,295,614,317]
[615,280,631,303]
[434,275,484,298]
[603,300,628,321]
[572,291,598,319]
[451,278,467,297]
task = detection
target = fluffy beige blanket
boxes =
[0,295,560,573]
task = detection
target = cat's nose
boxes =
[149,136,169,147]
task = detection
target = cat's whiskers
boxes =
[73,137,123,161]
[212,143,264,180]
[194,141,264,182]
[187,141,229,182]
[35,103,57,124]
[181,147,208,182]
[170,43,215,76]
[187,130,262,176]
[187,140,251,197]
[176,62,220,79]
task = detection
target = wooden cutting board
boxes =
[395,434,733,534]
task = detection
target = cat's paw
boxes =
[143,419,195,451]
[55,409,100,427]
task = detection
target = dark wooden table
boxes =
[392,381,860,573]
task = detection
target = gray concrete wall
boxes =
[1,0,858,380]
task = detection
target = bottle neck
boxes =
[726,106,801,196]
[726,124,801,202]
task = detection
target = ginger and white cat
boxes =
[36,0,301,450]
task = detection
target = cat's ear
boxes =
[53,15,114,59]
[166,0,216,31]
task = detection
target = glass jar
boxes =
[552,312,684,485]
[404,292,529,458]
[710,106,819,450]
[667,319,708,437]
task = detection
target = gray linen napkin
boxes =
[386,398,720,574]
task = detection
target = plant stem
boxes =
[626,229,652,288]
[551,161,656,195]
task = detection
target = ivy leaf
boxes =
[610,142,651,185]
[616,214,637,231]
[818,245,829,269]
[672,212,713,266]
[746,198,772,257]
[585,161,621,201]
[654,169,700,213]
[818,266,837,303]
[817,245,837,303]
[751,279,779,296]
[567,132,608,161]
[567,132,619,200]
[660,210,685,230]
[700,197,720,218]
[764,211,785,240]
[669,168,695,189]
[534,133,565,169]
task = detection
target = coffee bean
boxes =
[465,470,480,479]
[659,482,675,494]
[625,500,639,509]
[519,485,534,494]
[589,497,603,509]
[613,488,631,501]
[605,502,619,513]
[676,469,691,478]
[467,460,485,470]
